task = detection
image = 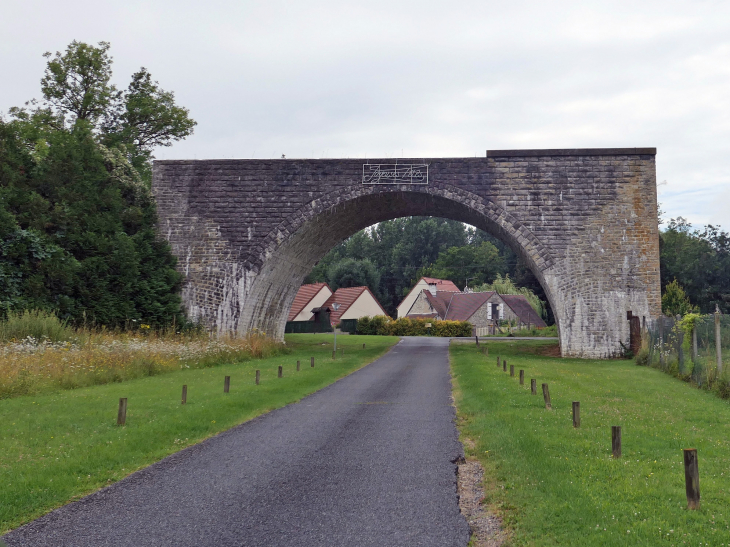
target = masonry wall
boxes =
[152,148,660,358]
[406,291,435,316]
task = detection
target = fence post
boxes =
[716,307,723,377]
[255,370,260,385]
[503,360,507,372]
[497,356,500,368]
[572,401,580,428]
[224,376,230,393]
[278,365,283,378]
[519,370,524,385]
[475,335,479,346]
[117,398,127,426]
[692,325,698,363]
[683,448,700,510]
[311,357,315,368]
[612,426,622,458]
[659,317,665,368]
[510,365,514,377]
[677,315,685,373]
[363,343,366,349]
[542,383,551,409]
[296,360,300,371]
[531,379,537,395]
[181,385,187,405]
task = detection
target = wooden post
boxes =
[475,335,479,346]
[255,370,260,385]
[363,343,366,349]
[531,379,537,395]
[692,325,698,363]
[181,385,187,405]
[510,364,514,377]
[677,315,685,372]
[572,401,580,428]
[683,448,700,510]
[311,356,315,368]
[612,426,622,458]
[627,311,641,356]
[497,356,500,368]
[296,360,300,371]
[659,317,665,368]
[278,365,283,378]
[117,398,127,426]
[503,360,507,372]
[716,308,723,377]
[224,376,230,393]
[519,369,524,385]
[542,383,551,409]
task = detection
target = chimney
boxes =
[428,283,437,296]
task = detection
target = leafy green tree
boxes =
[41,41,117,126]
[421,241,505,290]
[0,41,192,327]
[327,258,381,293]
[661,279,697,316]
[660,218,730,313]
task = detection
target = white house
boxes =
[396,277,460,318]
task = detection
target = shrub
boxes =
[634,348,650,367]
[355,315,472,337]
[0,309,76,343]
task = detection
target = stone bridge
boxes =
[152,148,660,358]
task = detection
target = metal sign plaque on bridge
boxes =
[362,163,428,185]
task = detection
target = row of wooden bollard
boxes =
[493,351,701,510]
[115,342,371,424]
[116,355,324,424]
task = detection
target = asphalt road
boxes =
[3,337,470,546]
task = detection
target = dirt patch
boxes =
[535,343,562,357]
[457,459,507,546]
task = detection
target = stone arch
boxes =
[152,150,661,358]
[239,184,560,342]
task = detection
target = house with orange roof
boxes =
[396,277,460,318]
[321,286,388,327]
[287,282,333,322]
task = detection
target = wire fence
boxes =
[643,312,730,398]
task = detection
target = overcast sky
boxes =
[2,0,729,230]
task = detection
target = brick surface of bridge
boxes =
[152,148,660,358]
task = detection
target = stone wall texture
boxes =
[152,148,660,358]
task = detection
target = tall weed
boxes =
[0,310,76,343]
[0,328,285,399]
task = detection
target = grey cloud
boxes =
[2,0,729,228]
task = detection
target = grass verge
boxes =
[0,333,398,534]
[451,340,730,546]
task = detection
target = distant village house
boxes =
[286,283,387,332]
[403,279,546,335]
[396,277,460,318]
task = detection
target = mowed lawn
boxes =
[451,340,730,546]
[0,334,398,534]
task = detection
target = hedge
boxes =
[355,316,472,337]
